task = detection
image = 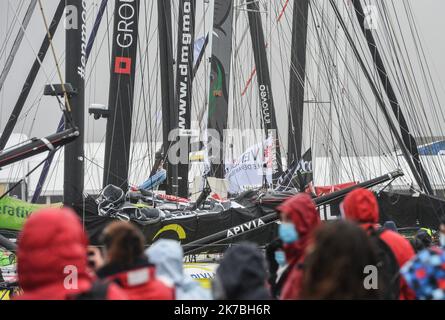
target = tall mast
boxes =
[64,0,86,207]
[32,0,109,203]
[288,0,309,163]
[350,0,433,195]
[246,0,283,179]
[157,0,175,195]
[0,0,38,92]
[103,0,140,192]
[207,0,234,178]
[328,0,432,195]
[173,0,197,198]
[0,1,65,151]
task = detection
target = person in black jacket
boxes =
[212,242,271,300]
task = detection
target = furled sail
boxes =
[246,0,283,180]
[103,0,141,192]
[173,0,197,198]
[206,0,234,179]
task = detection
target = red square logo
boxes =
[114,56,131,74]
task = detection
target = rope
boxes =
[37,0,72,114]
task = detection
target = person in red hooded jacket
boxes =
[276,193,321,300]
[15,207,127,300]
[341,188,416,300]
[95,221,174,300]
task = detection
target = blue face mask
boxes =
[278,222,299,244]
[274,250,286,267]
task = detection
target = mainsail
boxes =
[173,0,197,198]
[288,0,310,163]
[157,0,176,195]
[2,0,445,259]
[206,0,234,179]
[246,0,283,180]
[103,0,141,192]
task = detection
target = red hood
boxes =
[342,188,379,225]
[277,193,321,262]
[17,207,92,297]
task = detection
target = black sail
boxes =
[246,0,283,179]
[157,0,175,195]
[173,0,197,198]
[103,0,140,192]
[64,0,86,207]
[288,0,309,163]
[207,0,234,178]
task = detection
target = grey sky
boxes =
[0,0,445,158]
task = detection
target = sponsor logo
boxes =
[177,0,193,130]
[152,224,187,240]
[115,56,132,74]
[189,272,214,279]
[226,218,265,238]
[259,84,271,124]
[0,205,33,219]
[77,0,87,79]
[114,0,137,74]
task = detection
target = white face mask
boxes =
[440,233,445,247]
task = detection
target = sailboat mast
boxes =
[288,0,309,163]
[350,0,433,195]
[63,0,86,207]
[174,0,197,198]
[32,0,109,203]
[0,0,37,93]
[103,0,140,192]
[246,0,283,179]
[207,0,234,178]
[0,1,65,151]
[328,0,432,195]
[157,0,175,195]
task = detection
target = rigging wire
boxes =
[36,0,72,120]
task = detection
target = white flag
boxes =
[225,136,274,194]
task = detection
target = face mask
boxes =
[440,233,445,247]
[278,222,299,244]
[274,250,286,267]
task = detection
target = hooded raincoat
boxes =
[342,188,416,300]
[276,193,321,300]
[15,208,126,300]
[146,239,211,300]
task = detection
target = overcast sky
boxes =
[1,0,445,156]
